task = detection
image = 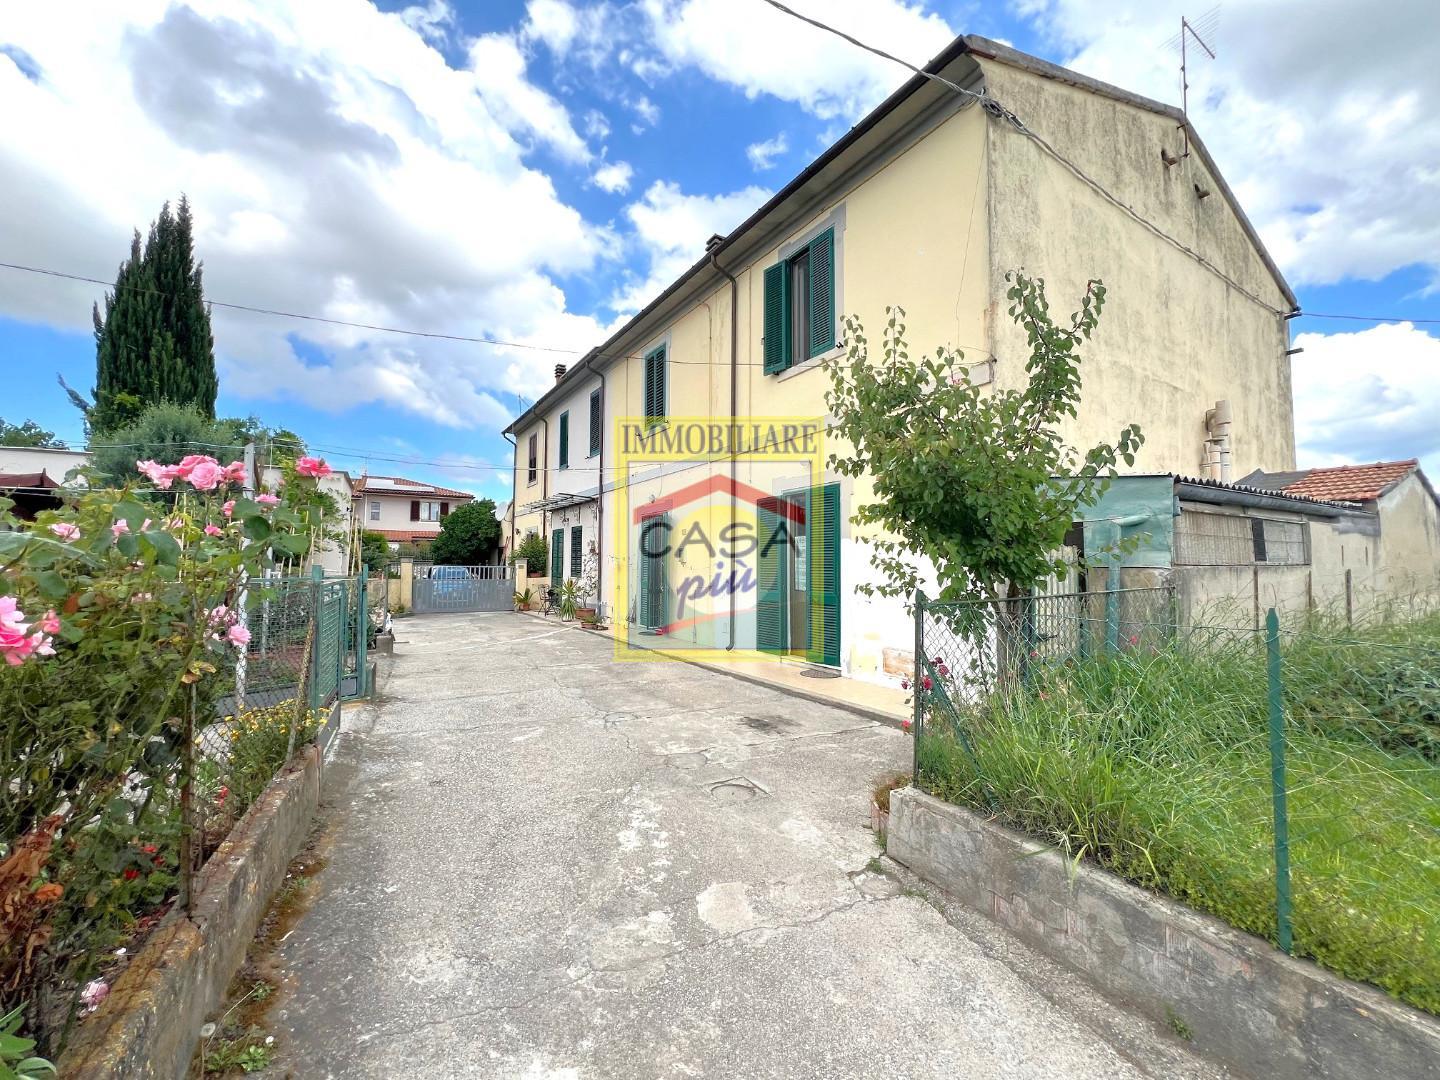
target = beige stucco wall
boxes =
[1376,474,1440,598]
[979,59,1296,479]
[0,446,91,482]
[357,493,460,536]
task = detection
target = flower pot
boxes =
[576,607,597,623]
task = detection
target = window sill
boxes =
[774,347,843,383]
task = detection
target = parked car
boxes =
[427,564,473,596]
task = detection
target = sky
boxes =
[2,0,1439,500]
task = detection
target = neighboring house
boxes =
[509,364,604,595]
[1241,460,1440,601]
[355,474,474,550]
[259,465,355,575]
[0,446,91,521]
[504,34,1301,683]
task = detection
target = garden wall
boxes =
[888,787,1440,1080]
[57,700,340,1080]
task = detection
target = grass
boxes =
[917,610,1440,1015]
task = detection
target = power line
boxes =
[1296,312,1440,326]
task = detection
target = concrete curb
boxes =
[59,700,340,1080]
[517,610,909,731]
[888,787,1440,1080]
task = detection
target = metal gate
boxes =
[411,563,512,613]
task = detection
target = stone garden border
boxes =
[59,699,341,1080]
[888,786,1440,1080]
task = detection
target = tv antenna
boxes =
[1166,9,1218,159]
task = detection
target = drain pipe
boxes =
[595,364,606,616]
[502,431,517,561]
[710,248,739,651]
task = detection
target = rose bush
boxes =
[0,454,329,1050]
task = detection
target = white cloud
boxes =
[1290,322,1440,477]
[521,0,579,55]
[1009,0,1440,288]
[629,93,660,127]
[612,180,770,313]
[399,0,455,44]
[0,0,616,425]
[746,132,788,171]
[591,160,635,193]
[640,0,954,120]
[467,33,591,164]
[583,108,611,139]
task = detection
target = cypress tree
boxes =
[92,196,217,432]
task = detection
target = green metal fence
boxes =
[913,587,1440,1016]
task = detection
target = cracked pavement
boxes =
[269,612,1226,1079]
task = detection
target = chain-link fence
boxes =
[187,570,370,910]
[912,587,1440,1017]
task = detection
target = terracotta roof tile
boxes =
[1280,460,1417,503]
[352,474,474,499]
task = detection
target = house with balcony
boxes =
[354,474,475,551]
[505,34,1303,684]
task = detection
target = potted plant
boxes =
[558,579,580,621]
[514,587,535,612]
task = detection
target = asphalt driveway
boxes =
[267,612,1224,1079]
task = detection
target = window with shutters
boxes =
[643,345,667,429]
[527,434,538,485]
[763,226,836,375]
[414,501,442,522]
[589,389,601,457]
[570,525,583,577]
[558,411,570,470]
[369,500,380,521]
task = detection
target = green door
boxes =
[638,513,669,631]
[550,528,564,584]
[756,496,787,653]
[813,483,842,667]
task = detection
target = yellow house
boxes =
[505,34,1300,683]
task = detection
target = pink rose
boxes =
[222,500,236,519]
[186,460,224,491]
[256,493,280,506]
[204,524,223,537]
[136,459,176,489]
[294,456,332,479]
[226,623,251,648]
[223,460,248,484]
[39,610,60,635]
[111,520,130,538]
[173,454,215,480]
[921,676,933,691]
[206,605,231,628]
[28,630,54,658]
[0,625,35,666]
[49,522,80,542]
[0,596,25,630]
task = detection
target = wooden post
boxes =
[1345,568,1354,629]
[399,556,414,610]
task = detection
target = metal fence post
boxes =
[1105,560,1122,653]
[1265,607,1294,954]
[913,589,925,782]
[309,565,324,713]
[356,566,368,697]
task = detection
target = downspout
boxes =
[595,367,606,615]
[502,431,517,562]
[710,249,739,650]
[540,417,549,555]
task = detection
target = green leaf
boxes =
[241,515,272,542]
[142,530,182,567]
[31,571,68,601]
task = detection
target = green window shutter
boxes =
[756,497,787,652]
[570,525,582,577]
[807,228,835,358]
[550,528,564,582]
[558,411,569,469]
[638,514,669,630]
[589,389,601,456]
[813,482,841,666]
[762,262,789,374]
[644,346,667,426]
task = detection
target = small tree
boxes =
[510,532,547,576]
[0,419,65,449]
[824,272,1143,607]
[430,500,500,565]
[87,402,244,489]
[359,530,391,571]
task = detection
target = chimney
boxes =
[704,233,724,253]
[554,363,567,382]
